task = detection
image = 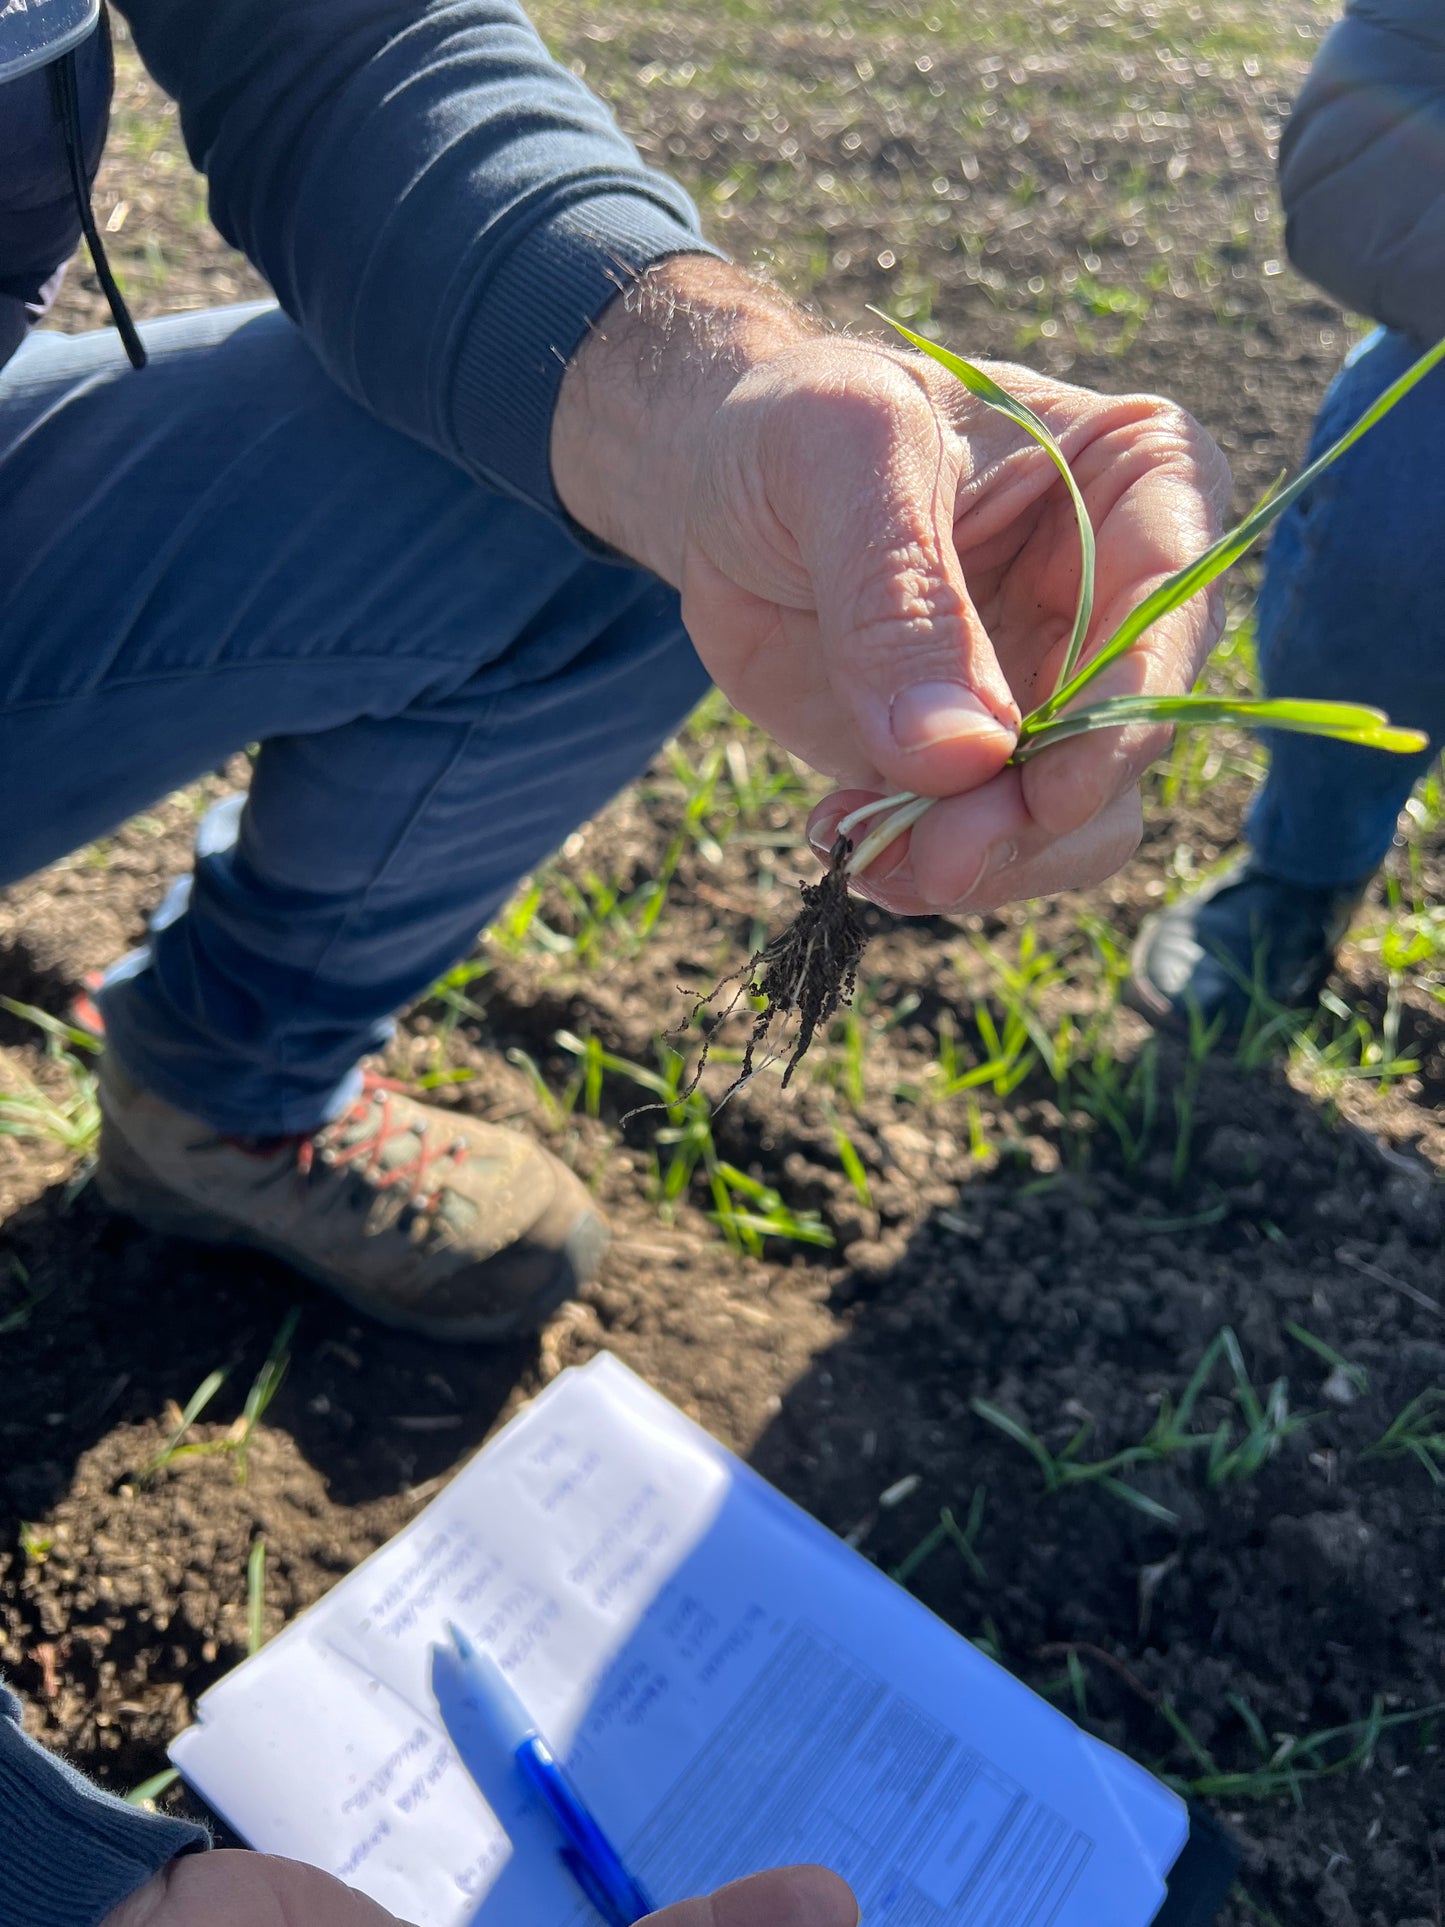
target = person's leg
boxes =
[0,305,710,1333]
[1,303,708,1124]
[1131,330,1445,1039]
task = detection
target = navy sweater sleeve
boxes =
[112,0,720,521]
[1279,0,1445,343]
[0,1684,208,1927]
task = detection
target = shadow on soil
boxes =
[746,1037,1445,1922]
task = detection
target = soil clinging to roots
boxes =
[657,835,870,1114]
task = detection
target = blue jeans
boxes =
[1248,327,1445,887]
[0,305,709,1135]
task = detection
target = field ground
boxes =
[4,3,1444,1924]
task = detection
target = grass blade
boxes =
[1017,693,1427,759]
[242,1309,301,1434]
[247,1536,267,1656]
[125,1766,182,1808]
[143,1367,227,1479]
[875,310,1096,693]
[1036,331,1445,721]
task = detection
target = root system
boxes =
[658,835,870,1114]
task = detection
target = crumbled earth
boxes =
[5,4,1443,1925]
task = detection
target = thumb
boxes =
[647,1866,858,1927]
[799,365,1018,794]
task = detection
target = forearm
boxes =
[0,1685,207,1927]
[114,0,718,518]
[550,256,819,580]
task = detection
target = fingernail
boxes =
[808,818,841,860]
[890,681,1015,754]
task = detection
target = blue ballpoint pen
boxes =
[431,1622,657,1927]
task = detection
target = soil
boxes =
[4,5,1444,1927]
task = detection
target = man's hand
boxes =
[102,1850,857,1927]
[552,258,1230,915]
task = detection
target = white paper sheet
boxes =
[171,1354,1188,1927]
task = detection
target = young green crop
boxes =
[673,324,1443,1104]
[836,317,1442,879]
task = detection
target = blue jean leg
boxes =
[0,305,710,1134]
[1246,327,1445,888]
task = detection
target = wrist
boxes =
[549,256,817,582]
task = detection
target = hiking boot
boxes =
[94,1052,606,1342]
[1128,857,1368,1046]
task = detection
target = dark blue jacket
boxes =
[1280,0,1445,342]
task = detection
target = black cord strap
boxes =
[50,46,147,370]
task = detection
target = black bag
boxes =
[0,0,144,365]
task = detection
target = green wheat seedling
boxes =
[141,1364,228,1479]
[424,957,492,1035]
[969,1397,1183,1526]
[125,1765,182,1809]
[1363,1388,1445,1487]
[718,730,812,829]
[490,843,690,972]
[0,1258,55,1337]
[959,919,1216,1179]
[829,1118,874,1209]
[142,1309,301,1485]
[1036,1648,1094,1724]
[973,1326,1316,1526]
[1284,1322,1369,1397]
[835,1007,869,1109]
[1218,932,1422,1090]
[673,325,1441,1104]
[19,1521,53,1565]
[232,1310,300,1484]
[496,736,732,973]
[901,996,1035,1110]
[552,1029,831,1254]
[1159,1692,1445,1804]
[505,1045,570,1126]
[1070,1042,1159,1172]
[0,997,101,1156]
[247,1535,268,1656]
[890,1486,988,1588]
[1358,897,1445,1053]
[1135,1326,1315,1490]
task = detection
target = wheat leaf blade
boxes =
[874,309,1096,692]
[1039,331,1445,718]
[1017,692,1429,758]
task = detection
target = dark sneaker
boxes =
[94,1052,606,1342]
[1128,858,1368,1045]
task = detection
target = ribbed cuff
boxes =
[0,1686,208,1927]
[449,183,722,527]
